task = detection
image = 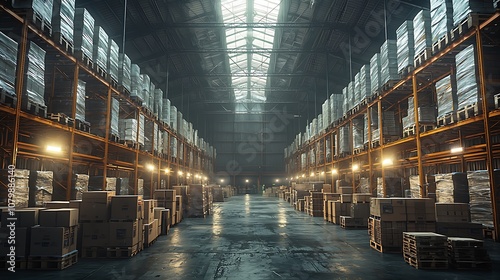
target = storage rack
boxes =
[285,11,500,240]
[0,4,215,200]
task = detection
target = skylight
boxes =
[221,0,281,103]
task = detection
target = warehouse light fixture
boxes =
[331,169,338,174]
[187,173,191,178]
[275,179,280,183]
[352,164,359,171]
[178,171,183,176]
[164,168,171,174]
[451,147,463,153]
[245,179,249,183]
[310,172,314,177]
[320,171,325,175]
[204,176,208,181]
[295,176,299,179]
[146,164,155,171]
[301,174,305,178]
[220,179,225,183]
[382,158,393,166]
[45,145,62,154]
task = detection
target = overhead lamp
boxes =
[178,171,183,176]
[321,171,325,175]
[275,179,280,183]
[310,172,314,177]
[331,168,338,174]
[451,147,463,153]
[220,179,225,183]
[301,174,305,178]
[164,168,171,174]
[382,158,393,166]
[352,164,360,171]
[245,179,249,183]
[203,176,207,180]
[146,164,155,171]
[46,145,62,154]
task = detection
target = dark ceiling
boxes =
[77,0,428,138]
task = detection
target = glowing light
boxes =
[382,158,394,166]
[164,168,171,174]
[331,169,338,174]
[275,179,280,183]
[220,179,225,183]
[178,171,183,176]
[146,164,155,171]
[451,147,463,153]
[245,179,249,183]
[46,145,62,153]
[352,164,359,171]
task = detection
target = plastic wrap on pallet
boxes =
[301,153,306,167]
[179,142,184,160]
[194,129,198,149]
[352,118,364,149]
[139,114,145,145]
[154,88,163,117]
[382,111,399,136]
[467,170,493,228]
[52,0,75,44]
[118,53,131,92]
[455,44,479,109]
[322,99,330,128]
[364,113,369,144]
[118,118,137,142]
[311,118,317,137]
[380,39,399,85]
[177,111,183,136]
[418,106,437,123]
[92,26,109,70]
[409,175,421,198]
[29,170,53,207]
[354,72,361,106]
[325,137,331,161]
[110,97,119,136]
[435,75,456,117]
[170,106,178,131]
[72,174,88,199]
[330,93,343,122]
[137,178,144,195]
[372,128,380,142]
[348,81,355,110]
[359,65,371,100]
[162,131,169,153]
[14,169,30,208]
[162,98,171,124]
[130,64,143,101]
[75,79,86,121]
[12,0,54,24]
[357,178,370,194]
[396,20,415,73]
[144,120,158,152]
[141,74,151,109]
[339,125,350,154]
[405,97,416,129]
[25,41,46,106]
[73,8,94,60]
[377,177,403,198]
[318,114,324,133]
[435,172,470,203]
[188,122,193,143]
[413,10,432,58]
[370,53,381,94]
[308,148,315,166]
[0,32,18,97]
[342,86,349,114]
[154,123,159,152]
[452,0,494,26]
[170,136,177,158]
[107,39,119,81]
[430,0,453,43]
[116,178,130,195]
[148,81,155,112]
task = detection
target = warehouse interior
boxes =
[1,0,500,277]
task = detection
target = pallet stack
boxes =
[447,237,491,269]
[153,189,177,226]
[340,193,371,229]
[187,184,207,218]
[308,192,323,217]
[434,203,483,240]
[403,232,448,270]
[142,199,159,248]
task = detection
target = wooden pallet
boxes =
[52,32,74,55]
[353,147,365,155]
[456,103,481,122]
[23,99,47,118]
[81,246,107,258]
[399,65,414,78]
[451,260,491,270]
[369,240,401,253]
[106,244,139,258]
[414,48,433,68]
[130,95,144,106]
[403,254,448,270]
[95,65,108,80]
[24,10,53,37]
[48,112,74,126]
[120,139,138,149]
[381,79,399,92]
[450,13,492,41]
[109,133,120,143]
[0,257,28,270]
[437,112,456,127]
[75,50,94,70]
[28,250,78,270]
[75,118,91,132]
[432,33,451,55]
[0,88,17,108]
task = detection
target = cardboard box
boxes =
[80,191,114,221]
[69,200,82,211]
[143,200,156,224]
[143,219,158,246]
[44,201,70,209]
[0,227,29,257]
[1,208,43,228]
[435,203,471,222]
[435,222,484,240]
[322,184,333,193]
[154,189,176,201]
[322,193,341,201]
[332,202,351,224]
[81,222,109,247]
[39,208,79,227]
[351,203,370,219]
[30,226,77,256]
[160,200,177,214]
[352,193,372,203]
[339,187,353,194]
[175,195,183,212]
[110,195,143,220]
[108,220,139,247]
[340,194,352,203]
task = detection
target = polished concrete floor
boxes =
[3,195,500,279]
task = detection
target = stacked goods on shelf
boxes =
[108,195,144,256]
[115,178,131,195]
[118,118,138,143]
[452,0,494,26]
[92,26,109,72]
[24,42,47,112]
[402,97,436,131]
[141,74,151,110]
[50,78,86,122]
[31,208,79,269]
[88,176,116,192]
[396,20,414,74]
[0,169,30,208]
[413,10,432,57]
[430,0,453,43]
[369,198,436,253]
[322,99,330,129]
[170,136,177,159]
[118,53,131,92]
[52,0,75,44]
[358,65,371,102]
[130,64,144,103]
[348,81,355,111]
[434,172,470,203]
[340,193,371,229]
[377,177,403,198]
[162,98,171,125]
[144,119,158,153]
[403,232,448,269]
[342,86,349,114]
[434,202,483,239]
[107,39,119,82]
[317,114,324,133]
[379,39,399,86]
[72,174,89,200]
[352,117,364,151]
[330,93,343,123]
[381,111,400,138]
[170,105,178,132]
[435,74,457,120]
[0,31,18,101]
[455,45,479,111]
[467,170,493,228]
[148,82,155,114]
[338,125,350,155]
[409,175,421,198]
[138,114,145,146]
[153,189,177,226]
[137,178,144,195]
[85,97,119,138]
[12,0,53,24]
[447,237,491,269]
[73,8,94,60]
[162,131,169,156]
[142,199,159,247]
[370,53,381,95]
[28,171,53,207]
[154,89,163,118]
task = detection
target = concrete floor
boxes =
[3,195,500,279]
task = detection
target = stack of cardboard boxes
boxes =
[340,193,372,229]
[154,189,177,226]
[434,203,483,240]
[108,195,144,257]
[369,198,436,253]
[143,199,159,247]
[187,184,207,217]
[80,191,114,258]
[308,192,323,217]
[330,187,353,224]
[323,193,340,221]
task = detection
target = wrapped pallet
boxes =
[381,111,399,137]
[430,0,453,43]
[188,184,207,217]
[73,8,94,60]
[138,113,145,146]
[396,20,414,73]
[376,177,403,198]
[0,32,18,97]
[170,136,178,158]
[379,39,399,85]
[434,172,470,203]
[467,170,493,228]
[339,125,350,154]
[342,86,349,114]
[322,99,330,128]
[130,64,144,102]
[13,0,53,24]
[358,65,371,101]
[413,10,432,57]
[148,81,155,112]
[92,26,109,71]
[352,118,364,150]
[24,41,46,107]
[409,175,421,198]
[52,0,75,44]
[435,75,457,117]
[154,88,163,118]
[348,81,355,110]
[370,53,381,94]
[72,173,88,199]
[330,93,343,122]
[143,120,158,153]
[455,44,479,109]
[107,39,119,82]
[29,171,53,207]
[452,0,494,26]
[1,169,30,208]
[50,79,86,122]
[141,74,151,109]
[177,111,183,135]
[118,53,131,92]
[162,98,171,124]
[118,118,138,143]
